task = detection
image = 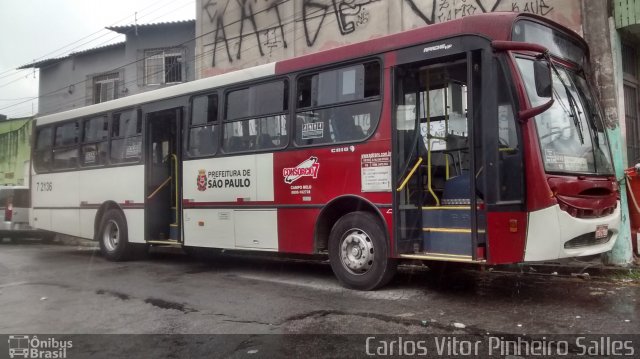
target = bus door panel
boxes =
[393,38,493,261]
[145,108,182,242]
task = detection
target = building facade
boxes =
[20,20,196,116]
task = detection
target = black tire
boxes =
[98,209,141,261]
[328,211,397,290]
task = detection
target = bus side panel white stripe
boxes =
[79,209,97,239]
[183,154,274,202]
[234,209,278,250]
[183,209,236,249]
[50,209,80,237]
[123,209,145,244]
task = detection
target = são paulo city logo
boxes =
[283,156,320,184]
[197,169,207,191]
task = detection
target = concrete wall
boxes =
[195,0,583,78]
[38,45,125,115]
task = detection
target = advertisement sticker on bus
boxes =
[361,151,391,192]
[283,156,320,184]
[301,123,324,139]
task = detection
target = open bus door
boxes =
[145,107,182,245]
[393,36,523,264]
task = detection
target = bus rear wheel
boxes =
[98,209,139,261]
[328,212,397,290]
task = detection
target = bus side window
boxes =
[81,115,108,167]
[188,94,218,157]
[223,80,288,154]
[111,110,142,163]
[295,61,381,146]
[52,121,80,170]
[34,127,53,172]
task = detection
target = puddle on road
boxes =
[144,297,198,313]
[96,289,130,301]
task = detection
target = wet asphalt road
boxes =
[0,240,638,356]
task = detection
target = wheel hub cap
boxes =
[340,229,374,275]
[103,220,120,252]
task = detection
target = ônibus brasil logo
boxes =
[283,156,320,184]
[8,335,72,359]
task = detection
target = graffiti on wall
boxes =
[302,0,379,47]
[199,0,570,71]
[407,0,554,25]
[202,0,380,66]
[202,0,289,66]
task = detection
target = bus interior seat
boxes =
[226,136,245,152]
[442,171,471,205]
[257,134,273,149]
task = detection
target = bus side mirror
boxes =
[534,60,552,98]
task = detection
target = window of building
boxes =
[81,116,109,166]
[111,110,142,163]
[93,72,120,104]
[144,48,184,85]
[295,61,381,146]
[223,80,289,153]
[188,94,219,157]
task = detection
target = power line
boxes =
[3,0,347,115]
[0,0,194,93]
[0,0,180,79]
[0,0,197,112]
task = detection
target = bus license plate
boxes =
[595,225,609,239]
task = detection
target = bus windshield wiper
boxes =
[549,62,584,144]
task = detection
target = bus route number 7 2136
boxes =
[36,181,53,192]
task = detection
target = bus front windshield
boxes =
[516,58,614,175]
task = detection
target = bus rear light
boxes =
[4,203,12,222]
[509,219,518,233]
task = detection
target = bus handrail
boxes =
[147,177,172,200]
[171,154,179,225]
[397,157,423,192]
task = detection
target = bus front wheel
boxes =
[98,209,137,261]
[328,212,397,290]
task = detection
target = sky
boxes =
[0,0,195,119]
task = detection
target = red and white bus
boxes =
[31,12,620,290]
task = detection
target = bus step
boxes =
[400,252,483,263]
[422,229,473,256]
[422,208,471,229]
[147,239,181,246]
